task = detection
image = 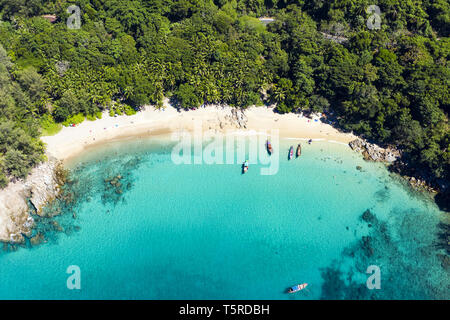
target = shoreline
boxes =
[2,103,359,243]
[2,103,447,243]
[41,103,357,163]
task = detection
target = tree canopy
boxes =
[0,0,448,197]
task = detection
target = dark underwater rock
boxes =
[30,232,45,246]
[361,236,374,257]
[51,221,63,232]
[362,209,376,224]
[437,254,450,271]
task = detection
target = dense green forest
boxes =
[0,0,448,204]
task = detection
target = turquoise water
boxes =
[0,136,448,299]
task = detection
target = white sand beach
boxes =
[41,102,356,162]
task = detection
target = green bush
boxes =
[62,113,85,127]
[109,105,137,116]
[0,121,45,180]
[86,112,102,121]
[124,105,137,116]
[0,172,8,189]
[40,114,62,136]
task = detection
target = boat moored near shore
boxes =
[296,143,301,158]
[266,140,273,155]
[242,160,249,174]
[288,146,294,160]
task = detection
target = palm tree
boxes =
[271,84,286,103]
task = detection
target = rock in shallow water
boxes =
[30,232,45,246]
[361,236,374,257]
[349,138,400,163]
[437,254,450,271]
[362,209,376,223]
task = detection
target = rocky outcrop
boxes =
[0,157,64,243]
[215,107,248,130]
[229,108,248,129]
[403,175,438,193]
[350,138,440,193]
[389,161,441,193]
[349,138,400,163]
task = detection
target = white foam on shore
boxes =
[327,140,349,146]
[227,130,269,136]
[282,137,350,147]
[283,137,325,141]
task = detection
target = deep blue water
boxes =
[0,136,448,299]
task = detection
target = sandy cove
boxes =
[1,103,357,242]
[41,103,357,163]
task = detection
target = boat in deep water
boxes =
[296,143,301,158]
[288,283,308,293]
[266,140,273,155]
[288,146,294,160]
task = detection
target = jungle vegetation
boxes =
[0,1,448,204]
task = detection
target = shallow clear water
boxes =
[0,136,448,299]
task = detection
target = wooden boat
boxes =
[288,283,308,293]
[266,140,273,155]
[296,143,301,158]
[288,146,294,160]
[242,160,249,174]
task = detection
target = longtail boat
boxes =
[296,143,301,158]
[288,146,294,160]
[266,140,273,155]
[242,160,249,174]
[288,283,308,293]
